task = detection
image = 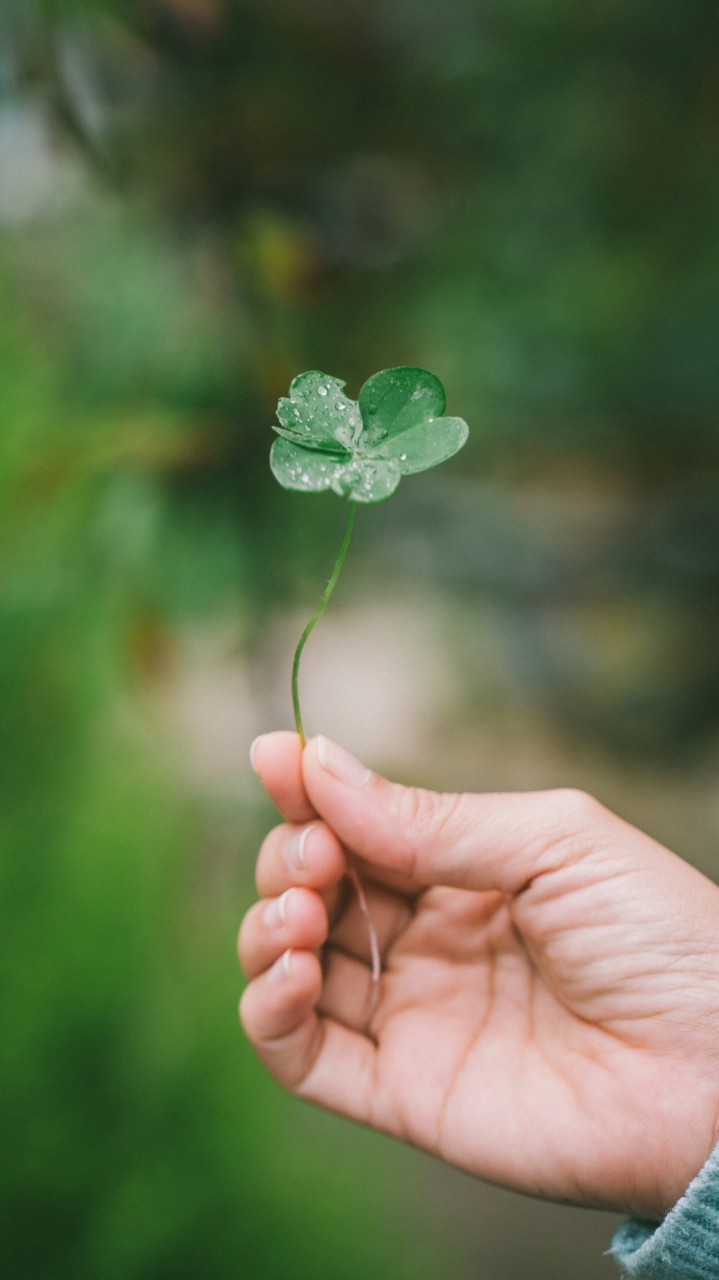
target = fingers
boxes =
[246,836,412,975]
[239,900,384,1039]
[241,764,382,1116]
[302,735,611,896]
[240,953,377,1119]
[241,832,414,1057]
[239,888,329,979]
[255,820,347,898]
[250,731,315,823]
[240,948,326,1090]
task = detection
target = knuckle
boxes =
[396,785,438,837]
[546,788,608,857]
[551,787,602,827]
[394,785,465,865]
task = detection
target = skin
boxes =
[239,731,719,1219]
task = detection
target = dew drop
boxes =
[399,452,408,462]
[318,385,328,397]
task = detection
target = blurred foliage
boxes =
[1,0,718,746]
[1,0,719,1276]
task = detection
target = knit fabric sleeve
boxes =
[610,1142,719,1278]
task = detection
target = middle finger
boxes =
[255,820,348,898]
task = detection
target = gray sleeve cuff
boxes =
[610,1142,719,1278]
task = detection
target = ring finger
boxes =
[239,887,328,980]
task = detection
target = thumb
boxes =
[302,736,607,895]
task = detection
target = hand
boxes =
[239,732,719,1218]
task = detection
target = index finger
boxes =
[250,731,316,824]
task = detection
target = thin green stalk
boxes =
[290,498,380,1006]
[292,500,357,746]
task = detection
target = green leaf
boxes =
[275,371,361,452]
[368,415,469,474]
[271,438,401,502]
[332,457,402,503]
[271,366,469,504]
[357,367,446,447]
[270,438,340,492]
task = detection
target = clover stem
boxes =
[291,499,357,747]
[290,499,381,1009]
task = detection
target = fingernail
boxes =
[267,949,292,984]
[286,823,315,873]
[264,889,291,929]
[249,735,266,775]
[316,736,372,788]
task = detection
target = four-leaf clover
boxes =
[269,364,469,983]
[271,367,468,503]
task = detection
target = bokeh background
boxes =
[3,2,719,1276]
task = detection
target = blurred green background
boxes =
[3,2,719,1276]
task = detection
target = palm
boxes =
[332,869,719,1217]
